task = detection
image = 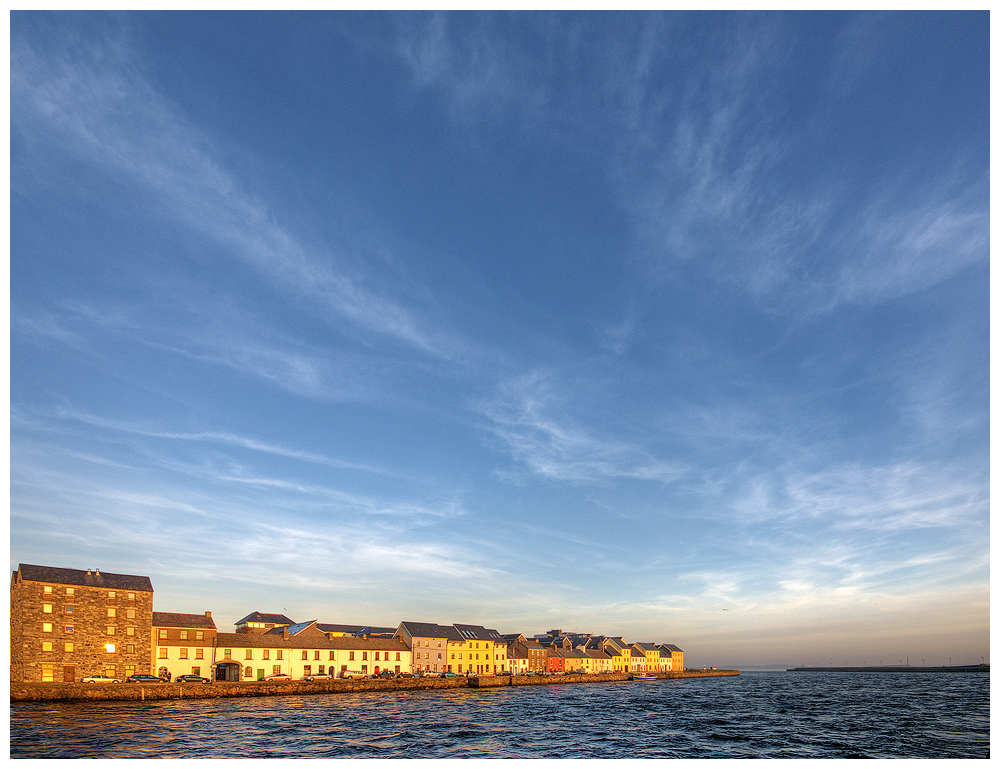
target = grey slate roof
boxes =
[152,612,217,630]
[215,632,408,652]
[318,624,398,636]
[659,643,684,652]
[17,564,153,592]
[235,611,296,626]
[397,621,464,641]
[265,620,318,636]
[634,642,660,651]
[453,624,505,641]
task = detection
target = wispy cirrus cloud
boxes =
[11,27,458,359]
[482,371,687,484]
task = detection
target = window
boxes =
[245,650,253,660]
[41,664,55,682]
[105,643,116,653]
[109,591,116,599]
[43,604,52,614]
[329,651,335,660]
[301,651,308,660]
[224,649,232,658]
[65,606,74,614]
[180,649,189,659]
[361,665,368,673]
[263,650,270,660]
[273,665,282,675]
[42,641,53,652]
[66,588,75,597]
[128,593,135,601]
[43,586,52,594]
[124,665,135,677]
[159,648,168,659]
[107,608,117,619]
[107,627,115,636]
[276,650,282,660]
[64,642,74,653]
[191,666,200,677]
[104,664,116,677]
[424,640,429,647]
[196,649,204,659]
[126,627,135,636]
[303,665,312,675]
[126,644,135,654]
[319,665,325,674]
[395,653,401,661]
[42,623,53,633]
[349,651,355,661]
[180,630,188,640]
[159,629,167,639]
[362,652,368,661]
[196,631,204,641]
[65,625,73,633]
[244,666,252,678]
[314,651,320,660]
[126,609,135,620]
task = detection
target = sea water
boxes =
[9,671,989,758]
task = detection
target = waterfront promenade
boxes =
[11,669,738,703]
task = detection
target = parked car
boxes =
[373,670,395,679]
[174,675,210,684]
[339,670,367,680]
[441,671,460,678]
[263,673,293,682]
[302,672,333,681]
[126,674,166,684]
[396,672,414,678]
[82,674,122,684]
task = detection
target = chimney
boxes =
[205,611,212,617]
[282,628,289,640]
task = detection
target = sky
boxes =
[9,11,990,669]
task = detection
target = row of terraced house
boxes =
[10,564,682,683]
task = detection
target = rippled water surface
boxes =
[10,672,989,758]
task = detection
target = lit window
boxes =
[108,591,116,599]
[43,604,53,614]
[128,593,135,601]
[42,641,53,652]
[104,664,116,677]
[180,630,188,640]
[42,623,53,633]
[65,642,74,652]
[105,643,116,653]
[107,608,116,619]
[126,609,135,619]
[124,665,135,677]
[66,588,75,597]
[43,586,52,594]
[126,627,135,636]
[107,626,115,635]
[41,664,55,682]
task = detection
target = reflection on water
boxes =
[10,673,990,758]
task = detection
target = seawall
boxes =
[11,670,738,703]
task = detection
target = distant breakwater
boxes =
[10,670,738,703]
[786,664,988,674]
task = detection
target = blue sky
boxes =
[10,11,989,668]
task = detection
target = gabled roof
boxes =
[397,621,464,641]
[634,642,660,652]
[152,612,216,630]
[453,624,505,641]
[317,623,398,635]
[265,620,318,636]
[215,632,409,651]
[585,649,611,660]
[235,611,295,626]
[659,643,684,653]
[16,564,153,592]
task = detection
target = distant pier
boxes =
[786,664,988,673]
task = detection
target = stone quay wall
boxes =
[11,670,739,703]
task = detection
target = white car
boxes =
[263,673,292,682]
[339,670,367,679]
[82,674,122,684]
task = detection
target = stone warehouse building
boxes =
[10,564,154,683]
